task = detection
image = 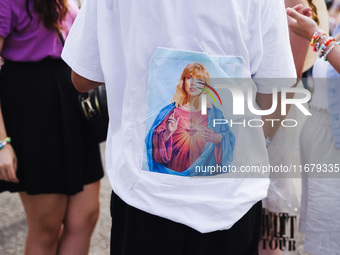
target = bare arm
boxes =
[285,0,310,78]
[71,71,103,92]
[0,36,19,183]
[0,35,4,52]
[0,35,7,140]
[287,6,340,74]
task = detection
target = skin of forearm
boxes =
[0,106,8,140]
[323,44,340,73]
[71,71,103,93]
[285,0,310,78]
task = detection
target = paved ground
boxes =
[0,143,111,255]
[0,142,309,255]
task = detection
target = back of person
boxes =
[63,0,296,233]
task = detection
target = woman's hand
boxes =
[0,144,19,183]
[286,5,318,41]
[163,111,180,142]
[200,128,222,144]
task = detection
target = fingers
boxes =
[288,5,312,17]
[286,7,300,19]
[0,166,19,183]
[302,7,312,17]
[291,4,303,12]
[287,6,310,19]
[7,166,19,183]
[9,155,19,183]
[286,7,301,28]
[0,146,19,183]
[167,116,176,124]
[13,155,17,172]
[167,111,180,125]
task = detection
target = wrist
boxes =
[307,25,319,41]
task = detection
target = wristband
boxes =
[324,44,338,61]
[0,137,11,150]
[325,37,335,47]
[310,30,327,52]
[315,34,327,52]
[318,44,327,58]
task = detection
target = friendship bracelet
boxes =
[323,42,340,61]
[310,30,320,46]
[310,30,327,51]
[315,34,327,52]
[323,45,336,61]
[318,44,327,58]
[325,37,335,47]
[0,137,11,150]
[315,33,327,44]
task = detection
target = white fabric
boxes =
[264,81,306,215]
[309,58,329,109]
[299,107,340,255]
[62,0,296,233]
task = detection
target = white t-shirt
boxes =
[62,0,296,233]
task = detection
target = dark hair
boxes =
[307,0,319,25]
[25,0,68,31]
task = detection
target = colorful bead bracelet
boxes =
[0,137,11,150]
[325,37,336,47]
[310,30,327,51]
[323,42,340,61]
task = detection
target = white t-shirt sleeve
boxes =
[61,0,104,83]
[252,0,297,93]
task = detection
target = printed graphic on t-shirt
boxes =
[143,48,248,176]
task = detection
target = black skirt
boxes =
[0,58,104,195]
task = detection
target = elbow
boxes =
[71,71,103,93]
[71,71,87,92]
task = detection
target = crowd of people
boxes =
[1,0,340,255]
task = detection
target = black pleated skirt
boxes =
[0,58,104,195]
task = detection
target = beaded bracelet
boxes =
[310,30,327,51]
[310,30,320,46]
[325,37,335,47]
[315,34,327,52]
[315,33,327,44]
[323,45,336,61]
[318,44,327,58]
[323,42,340,61]
[0,137,11,150]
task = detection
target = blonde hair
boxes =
[171,63,211,109]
